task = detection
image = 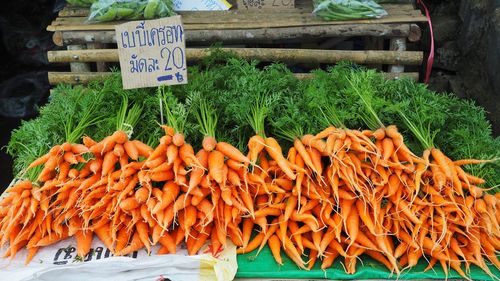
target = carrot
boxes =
[24,247,39,265]
[182,205,198,241]
[248,135,266,165]
[114,227,130,253]
[134,187,149,204]
[158,232,176,254]
[179,144,202,168]
[145,156,166,169]
[372,128,386,140]
[241,218,254,249]
[210,227,223,256]
[279,234,307,270]
[36,228,69,247]
[160,125,175,136]
[172,133,185,147]
[28,153,51,169]
[188,226,212,255]
[133,140,153,157]
[293,139,318,175]
[75,230,93,258]
[321,247,340,269]
[236,232,265,254]
[208,150,225,184]
[135,221,151,254]
[102,151,118,177]
[265,137,296,180]
[120,197,140,211]
[7,180,32,193]
[216,142,250,164]
[268,235,283,265]
[124,141,139,160]
[115,232,143,256]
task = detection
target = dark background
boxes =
[0,0,498,189]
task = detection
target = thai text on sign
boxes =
[116,15,187,89]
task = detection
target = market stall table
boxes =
[46,0,427,85]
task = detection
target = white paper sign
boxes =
[173,0,232,11]
[116,16,188,89]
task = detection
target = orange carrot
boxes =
[75,230,93,258]
[265,137,296,180]
[216,142,250,164]
[268,235,283,265]
[208,150,225,184]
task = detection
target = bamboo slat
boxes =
[52,23,411,46]
[48,16,427,32]
[48,71,418,85]
[48,48,423,65]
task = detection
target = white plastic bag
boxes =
[0,237,237,281]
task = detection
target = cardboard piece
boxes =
[237,0,294,10]
[173,0,232,11]
[115,16,188,90]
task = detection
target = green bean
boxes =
[313,0,387,21]
[88,0,176,22]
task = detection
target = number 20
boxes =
[161,47,185,71]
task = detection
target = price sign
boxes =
[115,16,187,89]
[237,0,294,10]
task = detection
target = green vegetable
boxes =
[313,0,388,21]
[144,0,160,19]
[66,0,98,7]
[88,0,175,22]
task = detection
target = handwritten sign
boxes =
[115,16,187,89]
[237,0,294,10]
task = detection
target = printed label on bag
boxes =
[237,0,294,10]
[116,16,188,89]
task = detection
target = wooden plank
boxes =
[52,6,422,25]
[51,11,424,26]
[408,24,422,42]
[47,14,428,32]
[48,48,424,65]
[48,72,112,84]
[67,45,90,72]
[48,71,418,85]
[52,23,411,46]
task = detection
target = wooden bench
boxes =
[46,0,427,85]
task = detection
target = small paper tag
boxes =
[116,16,188,89]
[237,0,294,10]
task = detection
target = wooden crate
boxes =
[46,0,427,85]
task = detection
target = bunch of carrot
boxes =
[0,124,499,280]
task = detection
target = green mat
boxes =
[236,245,500,280]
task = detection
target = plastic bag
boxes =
[66,0,98,7]
[313,0,388,21]
[88,0,175,22]
[0,237,237,281]
[0,72,49,118]
[375,0,413,3]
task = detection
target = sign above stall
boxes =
[237,0,294,10]
[115,16,187,90]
